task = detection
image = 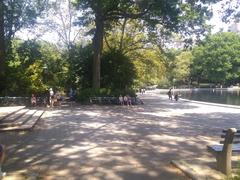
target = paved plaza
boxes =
[1,90,240,179]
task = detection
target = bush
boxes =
[101,49,136,90]
[157,77,172,89]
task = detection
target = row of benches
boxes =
[89,96,144,105]
[0,96,49,106]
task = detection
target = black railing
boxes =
[0,97,30,106]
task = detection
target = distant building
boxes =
[228,22,240,33]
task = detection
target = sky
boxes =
[207,1,230,33]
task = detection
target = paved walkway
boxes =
[1,91,240,179]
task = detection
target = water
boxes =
[163,88,240,106]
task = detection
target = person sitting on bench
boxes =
[31,94,37,106]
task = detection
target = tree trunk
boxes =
[0,0,6,95]
[119,18,127,51]
[92,15,104,89]
[0,0,5,74]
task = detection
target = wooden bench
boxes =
[207,128,240,175]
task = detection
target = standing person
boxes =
[69,88,75,101]
[119,95,124,105]
[49,88,54,107]
[56,91,62,106]
[167,88,173,100]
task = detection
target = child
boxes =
[174,93,179,101]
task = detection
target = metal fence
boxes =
[0,97,30,106]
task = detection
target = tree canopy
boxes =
[0,0,240,97]
[191,32,240,85]
[74,0,220,88]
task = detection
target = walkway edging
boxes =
[171,160,225,180]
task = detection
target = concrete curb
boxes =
[171,160,200,180]
[180,98,240,109]
[171,160,226,180]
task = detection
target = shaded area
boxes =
[0,93,240,179]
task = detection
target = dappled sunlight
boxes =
[139,111,181,118]
[81,111,102,117]
[0,94,239,179]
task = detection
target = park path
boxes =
[1,91,240,179]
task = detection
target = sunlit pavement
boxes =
[1,91,240,179]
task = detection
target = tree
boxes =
[133,49,166,87]
[172,51,193,85]
[74,0,218,89]
[104,19,149,55]
[3,39,68,96]
[191,32,240,86]
[66,44,93,89]
[40,0,85,49]
[0,0,46,94]
[101,49,135,90]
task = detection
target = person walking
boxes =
[167,88,173,100]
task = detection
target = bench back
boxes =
[221,128,239,153]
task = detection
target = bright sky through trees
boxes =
[15,1,234,44]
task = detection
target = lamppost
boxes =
[173,78,176,89]
[188,77,192,89]
[42,64,48,84]
[42,64,48,106]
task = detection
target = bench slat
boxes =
[223,129,240,133]
[220,140,240,144]
[221,134,240,138]
[208,144,240,153]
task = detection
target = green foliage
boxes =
[3,39,68,96]
[191,32,240,85]
[74,0,219,88]
[101,49,136,90]
[172,51,193,84]
[1,0,46,53]
[157,77,172,88]
[67,44,93,89]
[133,49,166,87]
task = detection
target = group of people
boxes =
[167,88,179,101]
[48,88,62,107]
[118,95,132,106]
[30,88,62,107]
